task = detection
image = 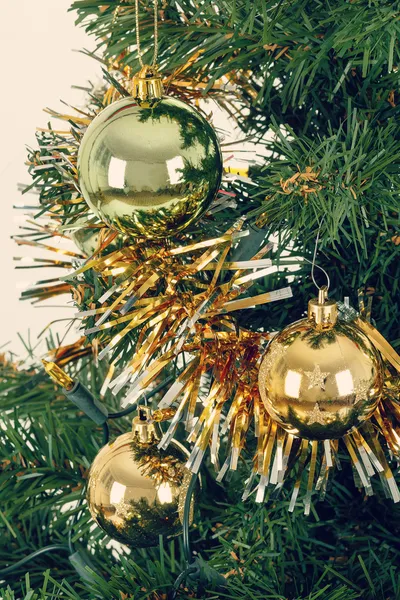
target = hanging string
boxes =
[308,219,330,292]
[112,4,122,27]
[135,0,159,67]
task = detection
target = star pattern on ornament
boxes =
[307,402,327,425]
[353,379,370,404]
[305,364,329,390]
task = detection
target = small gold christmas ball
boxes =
[258,298,383,440]
[87,427,194,547]
[71,223,123,257]
[71,226,101,256]
[78,96,222,238]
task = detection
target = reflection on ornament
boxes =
[307,402,327,426]
[78,96,222,238]
[157,482,173,505]
[87,407,196,547]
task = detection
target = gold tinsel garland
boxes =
[67,219,290,366]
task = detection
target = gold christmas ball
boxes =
[71,223,123,257]
[78,96,222,238]
[71,226,101,256]
[258,293,384,440]
[87,411,194,547]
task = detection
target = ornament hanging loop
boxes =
[131,405,177,444]
[310,219,330,293]
[135,0,159,68]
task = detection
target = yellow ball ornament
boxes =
[87,408,195,547]
[78,80,222,239]
[71,226,101,256]
[70,219,123,257]
[258,290,384,440]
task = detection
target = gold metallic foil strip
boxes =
[288,439,309,512]
[304,440,318,515]
[355,318,400,372]
[217,287,293,313]
[14,238,84,259]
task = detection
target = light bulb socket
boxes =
[132,65,164,106]
[308,286,338,330]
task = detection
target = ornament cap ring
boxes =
[132,64,164,105]
[132,405,158,444]
[308,286,338,330]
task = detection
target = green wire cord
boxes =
[168,472,199,599]
[182,472,198,564]
[102,420,110,445]
[0,545,70,577]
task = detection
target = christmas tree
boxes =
[1,1,400,599]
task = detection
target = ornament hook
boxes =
[132,64,164,104]
[132,405,158,444]
[310,219,330,293]
[308,285,338,330]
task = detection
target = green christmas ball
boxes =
[78,96,222,239]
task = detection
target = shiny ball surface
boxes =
[78,96,222,238]
[87,432,194,547]
[258,318,383,440]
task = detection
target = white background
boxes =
[0,1,101,357]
